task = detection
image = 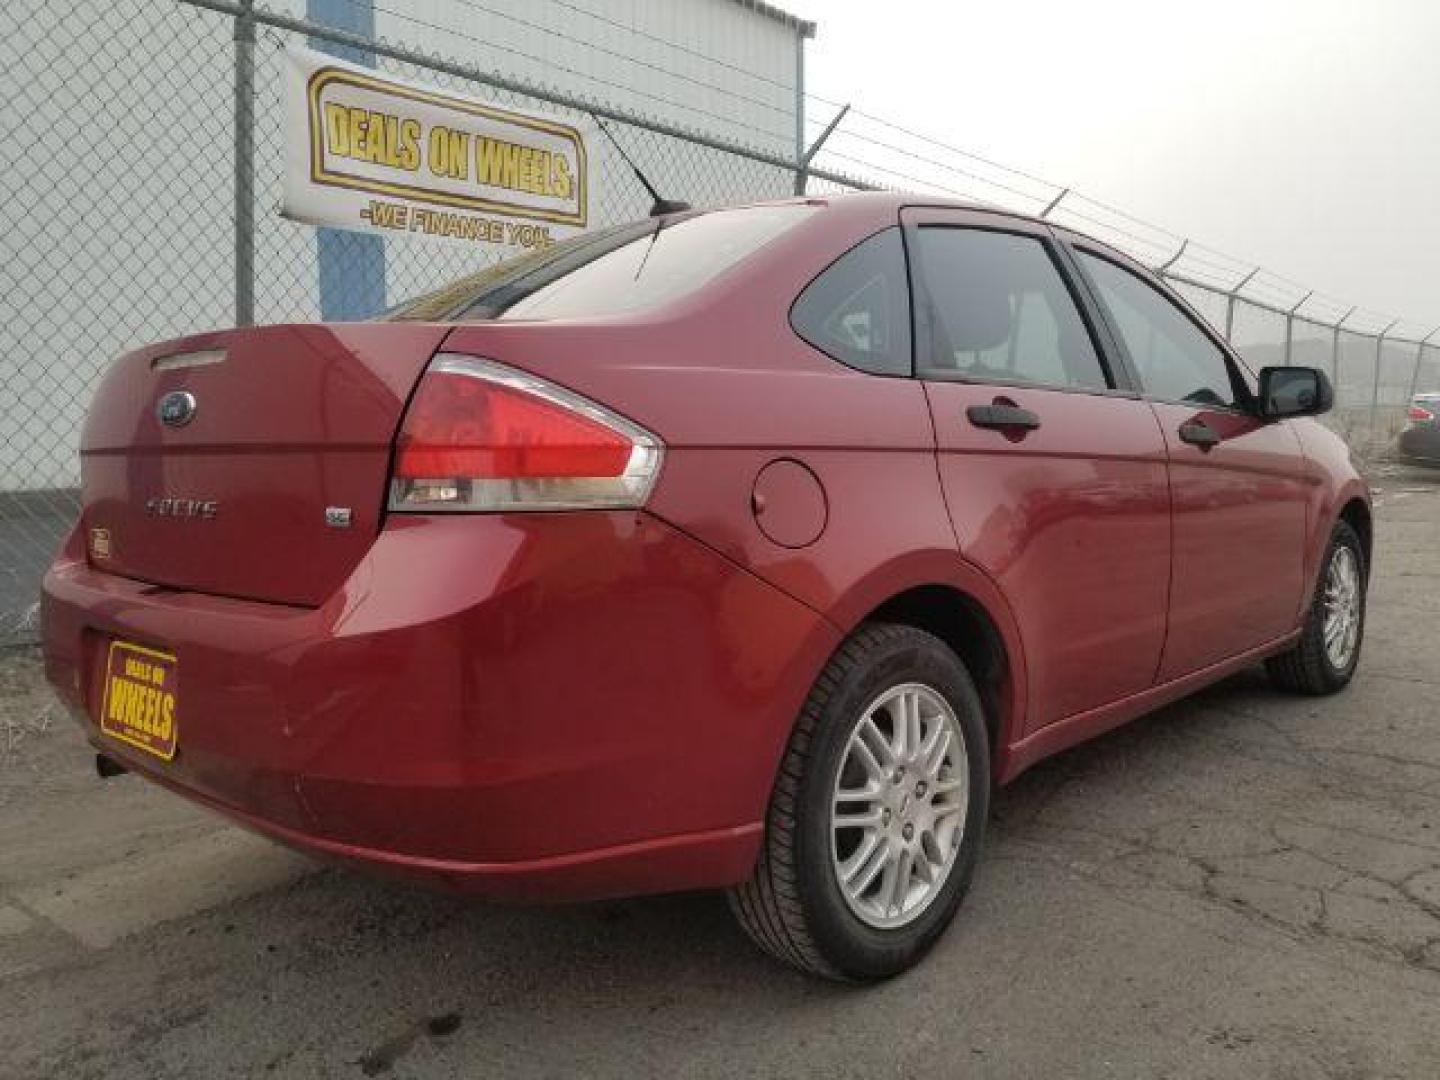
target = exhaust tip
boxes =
[95,753,129,779]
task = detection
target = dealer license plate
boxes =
[99,640,179,761]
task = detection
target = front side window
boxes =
[1077,251,1241,408]
[913,227,1110,391]
[790,227,911,376]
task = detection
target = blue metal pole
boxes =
[307,0,385,320]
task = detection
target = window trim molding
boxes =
[900,211,1132,395]
[786,224,915,379]
[917,368,1142,401]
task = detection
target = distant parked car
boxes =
[1397,394,1440,463]
[42,193,1371,980]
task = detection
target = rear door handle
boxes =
[1178,420,1220,448]
[966,404,1041,431]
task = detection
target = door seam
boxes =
[1146,400,1177,688]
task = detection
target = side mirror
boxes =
[1258,365,1333,419]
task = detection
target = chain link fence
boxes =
[2,0,1434,644]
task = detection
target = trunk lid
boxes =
[80,323,451,606]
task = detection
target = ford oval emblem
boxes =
[157,390,197,428]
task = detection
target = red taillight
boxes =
[1408,404,1434,423]
[389,355,663,512]
[395,374,633,480]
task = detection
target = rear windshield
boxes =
[386,204,816,322]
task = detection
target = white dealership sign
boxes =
[282,46,591,250]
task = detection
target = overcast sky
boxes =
[804,0,1440,332]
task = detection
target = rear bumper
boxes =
[1398,424,1440,462]
[43,511,837,901]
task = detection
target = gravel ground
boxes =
[4,463,1440,1078]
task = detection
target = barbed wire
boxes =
[801,93,1419,333]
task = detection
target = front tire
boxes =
[728,622,990,980]
[1266,519,1366,695]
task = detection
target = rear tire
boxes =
[1266,519,1366,695]
[728,622,990,981]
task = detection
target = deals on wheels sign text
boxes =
[283,47,590,250]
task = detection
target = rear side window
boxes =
[1077,251,1241,408]
[790,228,911,376]
[914,227,1110,391]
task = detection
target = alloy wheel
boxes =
[830,683,969,929]
[1322,544,1362,669]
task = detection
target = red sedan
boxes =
[42,193,1370,979]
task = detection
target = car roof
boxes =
[769,190,1132,264]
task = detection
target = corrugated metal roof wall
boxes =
[372,0,803,157]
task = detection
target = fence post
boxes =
[1405,327,1440,403]
[233,0,256,328]
[1282,291,1312,366]
[1224,266,1260,341]
[794,103,849,196]
[1332,306,1354,395]
[1157,238,1189,277]
[794,27,805,188]
[1370,318,1399,443]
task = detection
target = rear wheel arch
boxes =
[858,584,1014,769]
[750,556,1028,830]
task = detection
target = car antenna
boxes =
[591,114,691,217]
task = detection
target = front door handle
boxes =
[1178,420,1221,448]
[966,403,1041,431]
